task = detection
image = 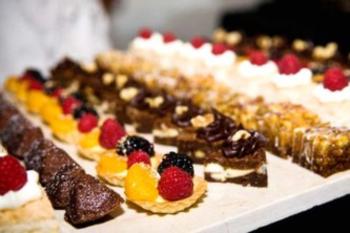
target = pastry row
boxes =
[0,95,123,226]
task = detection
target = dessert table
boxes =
[19,104,350,233]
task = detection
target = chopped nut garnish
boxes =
[175,105,189,115]
[120,87,139,101]
[194,150,205,159]
[115,74,128,88]
[293,39,308,52]
[231,130,251,141]
[213,28,227,43]
[145,96,164,108]
[257,36,272,50]
[313,42,337,60]
[102,73,115,85]
[190,114,214,128]
[225,32,242,46]
[81,62,97,73]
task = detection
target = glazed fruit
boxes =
[73,105,98,119]
[127,150,151,168]
[157,152,194,176]
[0,155,27,195]
[191,36,205,49]
[158,166,193,201]
[125,164,158,202]
[15,81,29,102]
[323,67,349,91]
[117,135,155,156]
[163,32,176,43]
[79,129,100,148]
[97,153,127,174]
[26,90,50,113]
[50,117,76,135]
[212,43,227,55]
[40,99,63,124]
[78,113,98,133]
[61,96,82,115]
[5,77,20,93]
[139,27,152,39]
[99,119,126,149]
[249,50,268,66]
[277,54,302,75]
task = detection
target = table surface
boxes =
[16,102,350,233]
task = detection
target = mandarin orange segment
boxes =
[79,129,101,149]
[97,153,127,174]
[125,164,159,202]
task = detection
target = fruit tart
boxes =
[124,152,207,214]
[97,135,161,186]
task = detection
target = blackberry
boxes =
[73,105,98,119]
[116,135,154,156]
[25,69,46,83]
[157,152,194,176]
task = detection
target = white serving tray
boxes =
[16,103,350,233]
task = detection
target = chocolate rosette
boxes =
[196,109,239,143]
[222,130,266,158]
[171,100,204,128]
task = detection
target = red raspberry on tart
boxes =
[78,113,98,133]
[0,155,27,195]
[277,54,302,75]
[163,32,176,43]
[323,67,349,91]
[99,118,126,149]
[138,27,152,39]
[249,50,268,66]
[190,36,205,49]
[212,43,227,55]
[61,96,82,115]
[127,150,151,168]
[158,166,193,201]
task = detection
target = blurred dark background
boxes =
[220,0,350,55]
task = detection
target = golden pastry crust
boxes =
[129,177,207,214]
[77,145,107,161]
[0,193,58,233]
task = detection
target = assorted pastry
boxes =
[0,96,123,226]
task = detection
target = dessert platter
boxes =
[1,28,350,232]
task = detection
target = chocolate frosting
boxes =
[171,100,204,128]
[222,131,266,158]
[196,109,238,143]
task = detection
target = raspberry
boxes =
[158,152,194,176]
[127,150,151,168]
[323,67,349,91]
[158,166,193,201]
[52,88,63,98]
[138,27,152,39]
[190,36,205,49]
[212,43,227,55]
[249,50,268,66]
[163,32,176,43]
[116,135,155,156]
[0,155,27,195]
[277,54,302,75]
[28,79,44,90]
[78,113,98,133]
[61,96,82,115]
[99,118,126,149]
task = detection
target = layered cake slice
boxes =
[292,126,350,177]
[0,147,59,233]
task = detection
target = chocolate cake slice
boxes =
[153,99,205,146]
[204,130,268,187]
[65,174,123,225]
[127,90,176,133]
[9,126,43,159]
[177,109,239,163]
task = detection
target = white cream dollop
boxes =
[238,60,278,78]
[0,144,7,157]
[130,33,163,53]
[0,170,43,210]
[313,84,350,102]
[273,68,312,88]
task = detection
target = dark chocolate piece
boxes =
[65,174,123,225]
